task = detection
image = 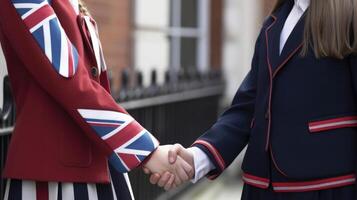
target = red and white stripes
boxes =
[309,116,357,133]
[242,173,356,192]
[242,173,270,189]
[272,174,356,192]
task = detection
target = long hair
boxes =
[273,0,357,59]
[78,0,91,16]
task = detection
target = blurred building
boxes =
[0,0,276,110]
[85,0,276,102]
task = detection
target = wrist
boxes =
[187,146,214,183]
[140,146,158,168]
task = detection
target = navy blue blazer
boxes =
[193,0,357,192]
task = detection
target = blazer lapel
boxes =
[265,0,294,73]
[265,0,308,78]
[274,13,306,77]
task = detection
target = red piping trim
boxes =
[269,144,288,177]
[272,43,304,78]
[264,14,304,150]
[264,15,276,151]
[193,140,225,171]
[309,116,357,132]
[272,174,355,192]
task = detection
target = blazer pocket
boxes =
[308,114,357,133]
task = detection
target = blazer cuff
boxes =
[192,139,226,180]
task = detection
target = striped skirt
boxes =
[3,165,134,200]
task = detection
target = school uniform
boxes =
[189,0,357,199]
[0,0,159,199]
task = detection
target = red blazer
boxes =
[0,0,158,183]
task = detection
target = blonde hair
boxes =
[78,0,90,16]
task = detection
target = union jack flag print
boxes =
[12,0,79,78]
[78,109,159,173]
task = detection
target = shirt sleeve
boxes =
[0,0,159,173]
[187,147,216,183]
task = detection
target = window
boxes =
[169,0,210,71]
[134,0,210,85]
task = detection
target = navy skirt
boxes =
[3,165,133,200]
[241,184,355,200]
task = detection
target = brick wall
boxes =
[84,0,132,93]
[210,0,223,70]
[82,0,252,92]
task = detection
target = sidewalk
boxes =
[175,173,243,200]
[157,152,246,200]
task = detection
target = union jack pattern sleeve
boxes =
[0,0,159,173]
[78,109,159,172]
[12,0,79,78]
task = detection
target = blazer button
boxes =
[91,67,98,77]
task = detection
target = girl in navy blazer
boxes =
[149,0,357,199]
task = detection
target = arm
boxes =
[149,31,263,189]
[0,0,157,173]
[192,31,261,179]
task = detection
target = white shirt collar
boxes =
[294,0,310,12]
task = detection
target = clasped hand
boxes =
[143,144,194,190]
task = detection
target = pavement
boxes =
[176,175,243,200]
[157,152,246,200]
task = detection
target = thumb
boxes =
[168,144,183,164]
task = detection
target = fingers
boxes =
[180,158,194,179]
[168,144,184,164]
[146,144,192,190]
[175,164,189,181]
[149,171,177,191]
[174,173,183,186]
[158,172,173,187]
[164,174,175,191]
[170,156,194,187]
[150,173,161,184]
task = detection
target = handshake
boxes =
[143,144,194,191]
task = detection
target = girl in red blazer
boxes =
[0,0,192,199]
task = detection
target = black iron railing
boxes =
[0,76,15,200]
[0,69,224,200]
